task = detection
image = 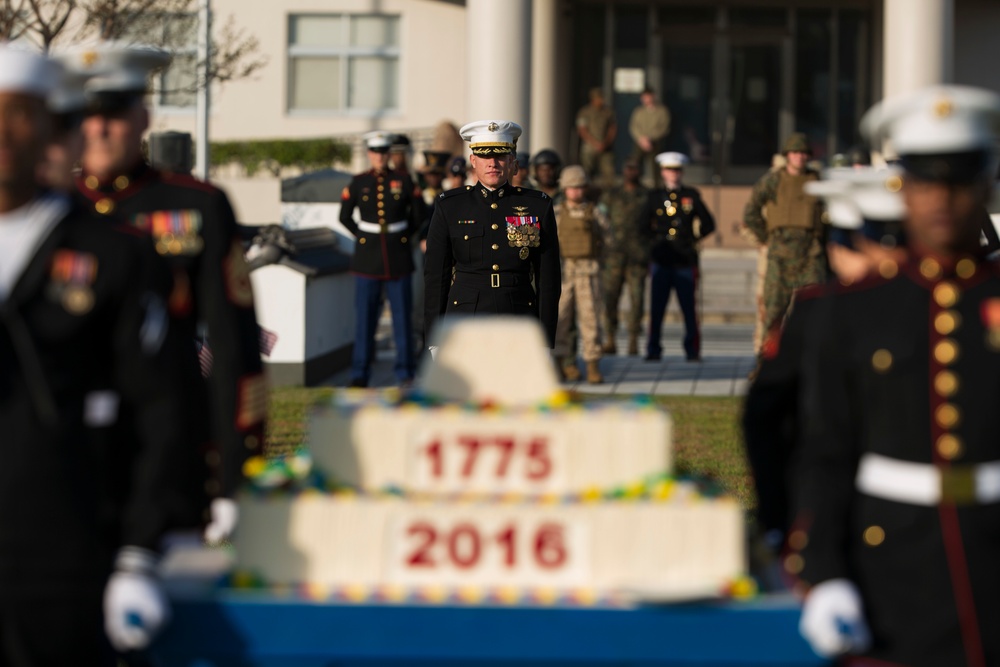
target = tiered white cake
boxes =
[233,318,745,603]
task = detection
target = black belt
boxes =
[454,271,531,288]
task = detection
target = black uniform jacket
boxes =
[339,168,425,279]
[641,185,715,267]
[791,254,1000,666]
[76,164,266,498]
[0,205,200,593]
[742,284,828,538]
[423,182,561,347]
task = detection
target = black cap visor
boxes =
[901,150,990,185]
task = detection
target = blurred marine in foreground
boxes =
[790,86,1000,666]
[0,46,200,661]
[65,43,267,545]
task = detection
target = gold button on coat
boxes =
[956,259,976,279]
[84,175,100,190]
[463,234,469,240]
[784,554,804,575]
[358,237,366,245]
[871,349,893,373]
[937,434,963,460]
[492,224,498,230]
[936,403,961,428]
[934,283,959,308]
[491,203,498,209]
[934,339,959,365]
[863,526,885,546]
[935,370,958,397]
[492,264,499,270]
[113,175,130,190]
[492,244,499,250]
[935,311,960,335]
[879,260,898,279]
[920,258,942,280]
[95,198,114,215]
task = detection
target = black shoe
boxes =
[645,353,662,362]
[348,378,368,388]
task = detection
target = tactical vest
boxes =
[766,172,819,231]
[556,202,598,259]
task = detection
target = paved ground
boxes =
[323,322,755,397]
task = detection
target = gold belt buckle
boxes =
[940,465,977,505]
[491,273,501,288]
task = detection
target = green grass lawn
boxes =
[266,388,753,509]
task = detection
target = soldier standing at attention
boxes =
[599,158,649,356]
[743,133,826,351]
[69,43,266,545]
[0,46,198,658]
[576,87,617,186]
[642,152,715,362]
[629,87,671,186]
[424,120,561,349]
[511,151,532,188]
[340,131,425,388]
[553,166,607,384]
[791,86,1000,666]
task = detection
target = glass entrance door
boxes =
[659,33,789,184]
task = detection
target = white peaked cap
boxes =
[861,85,1000,156]
[805,169,862,230]
[53,42,171,93]
[361,130,393,150]
[0,44,60,97]
[806,166,905,229]
[460,120,522,155]
[655,152,689,168]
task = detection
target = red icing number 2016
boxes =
[405,522,567,569]
[423,436,552,480]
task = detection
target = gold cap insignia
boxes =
[81,51,99,67]
[885,175,902,193]
[934,98,954,118]
[488,122,499,132]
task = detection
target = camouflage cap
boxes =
[781,132,811,154]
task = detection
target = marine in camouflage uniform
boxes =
[743,133,827,346]
[599,159,649,355]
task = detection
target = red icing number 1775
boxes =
[423,436,552,480]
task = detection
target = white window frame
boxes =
[286,13,401,116]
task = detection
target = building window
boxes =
[287,14,400,113]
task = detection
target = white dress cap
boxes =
[805,169,862,230]
[850,166,906,223]
[361,130,393,151]
[459,120,523,155]
[861,85,1000,155]
[655,152,689,168]
[53,43,171,94]
[0,45,60,98]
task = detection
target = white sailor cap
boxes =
[362,131,393,153]
[656,152,689,169]
[861,85,1000,182]
[806,167,905,230]
[459,120,522,156]
[0,45,60,98]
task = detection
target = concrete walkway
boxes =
[323,323,755,397]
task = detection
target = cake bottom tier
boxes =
[233,496,745,598]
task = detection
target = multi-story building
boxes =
[149,0,997,247]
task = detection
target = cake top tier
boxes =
[422,317,560,407]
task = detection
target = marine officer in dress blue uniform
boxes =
[423,120,561,348]
[339,131,425,387]
[640,152,715,361]
[792,86,1000,666]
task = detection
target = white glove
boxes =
[428,345,439,360]
[204,497,239,545]
[104,547,170,652]
[799,578,872,657]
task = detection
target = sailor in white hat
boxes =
[793,85,1000,665]
[423,119,562,351]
